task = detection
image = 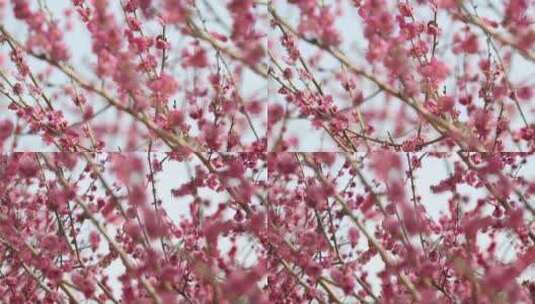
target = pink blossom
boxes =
[183,46,208,68]
[89,231,100,251]
[518,86,533,100]
[149,73,178,98]
[0,120,14,142]
[420,58,450,87]
[17,154,39,178]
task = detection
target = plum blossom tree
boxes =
[1,0,535,303]
[0,152,269,303]
[0,0,267,152]
[268,0,535,152]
